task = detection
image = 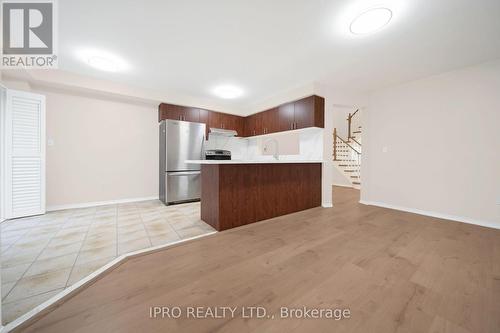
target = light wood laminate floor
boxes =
[14,187,500,333]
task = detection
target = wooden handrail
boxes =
[349,137,362,146]
[335,133,361,155]
[347,109,359,140]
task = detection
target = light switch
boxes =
[382,146,388,153]
[47,138,54,146]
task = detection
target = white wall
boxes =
[362,60,500,228]
[41,89,158,209]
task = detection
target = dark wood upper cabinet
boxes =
[199,109,209,138]
[243,114,254,137]
[226,114,245,137]
[294,96,314,129]
[182,107,201,123]
[294,95,324,129]
[207,112,245,136]
[261,108,279,134]
[158,95,324,138]
[208,111,222,130]
[278,102,295,132]
[158,103,200,122]
[244,113,263,137]
[158,103,181,121]
[277,95,324,131]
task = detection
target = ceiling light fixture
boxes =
[78,49,129,72]
[87,56,118,72]
[350,7,392,35]
[212,85,244,99]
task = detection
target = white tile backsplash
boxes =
[205,127,323,161]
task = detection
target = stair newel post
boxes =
[333,128,337,161]
[347,113,352,140]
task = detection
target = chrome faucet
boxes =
[263,138,280,160]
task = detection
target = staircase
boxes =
[333,110,362,189]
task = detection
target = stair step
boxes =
[350,175,360,179]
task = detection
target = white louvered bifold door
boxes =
[5,89,46,219]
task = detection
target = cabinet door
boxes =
[244,113,262,137]
[167,104,183,121]
[223,114,244,136]
[313,95,325,128]
[199,109,209,124]
[159,103,182,121]
[244,115,255,137]
[254,112,263,136]
[278,102,294,132]
[262,108,279,134]
[232,116,245,137]
[294,96,315,129]
[208,111,222,129]
[182,107,200,122]
[199,109,209,139]
[158,103,168,122]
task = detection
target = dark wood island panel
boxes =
[201,163,322,231]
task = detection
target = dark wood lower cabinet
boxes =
[201,163,322,231]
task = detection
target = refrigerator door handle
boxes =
[167,171,201,176]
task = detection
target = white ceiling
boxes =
[58,0,500,111]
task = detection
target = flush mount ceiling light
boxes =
[78,49,129,72]
[212,85,244,99]
[87,56,118,72]
[350,7,392,35]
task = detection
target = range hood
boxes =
[209,128,238,137]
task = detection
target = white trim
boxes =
[359,200,499,230]
[2,231,217,333]
[332,183,354,188]
[322,203,333,208]
[0,87,6,224]
[46,196,159,211]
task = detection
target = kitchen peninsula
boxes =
[186,160,322,231]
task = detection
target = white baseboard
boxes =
[46,196,159,212]
[359,200,499,230]
[322,202,333,208]
[332,183,354,188]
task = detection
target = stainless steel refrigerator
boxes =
[159,119,205,205]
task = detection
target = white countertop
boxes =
[185,159,323,164]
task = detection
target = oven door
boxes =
[165,171,201,204]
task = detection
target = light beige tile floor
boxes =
[0,200,214,324]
